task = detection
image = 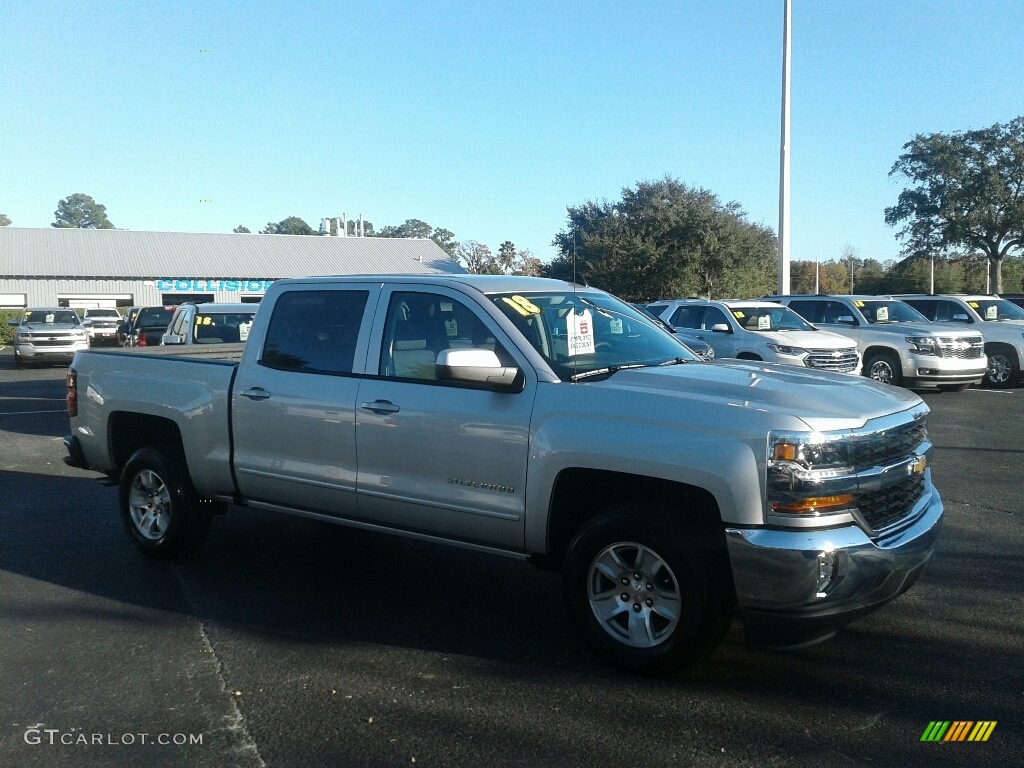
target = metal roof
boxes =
[0,227,465,278]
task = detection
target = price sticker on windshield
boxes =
[567,309,596,356]
[985,305,998,320]
[757,315,771,330]
[875,306,889,322]
[239,322,251,341]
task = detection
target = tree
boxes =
[546,176,777,301]
[497,241,517,274]
[261,216,316,235]
[885,117,1024,293]
[52,193,114,229]
[454,240,501,274]
[0,213,10,226]
[376,219,458,256]
[232,225,251,233]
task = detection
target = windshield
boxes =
[87,309,121,319]
[967,298,1024,321]
[727,305,815,332]
[858,300,927,324]
[23,309,80,325]
[192,312,257,343]
[137,306,174,327]
[491,291,699,382]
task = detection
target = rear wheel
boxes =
[864,350,902,387]
[985,347,1019,389]
[119,446,214,560]
[563,506,734,675]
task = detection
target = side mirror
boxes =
[710,323,732,333]
[161,333,183,345]
[952,313,970,322]
[436,348,523,391]
[836,315,857,325]
[7,320,18,328]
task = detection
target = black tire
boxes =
[119,446,213,560]
[985,347,1019,389]
[863,350,902,387]
[563,506,734,675]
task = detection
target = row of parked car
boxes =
[8,293,1024,389]
[7,303,258,368]
[644,293,1024,389]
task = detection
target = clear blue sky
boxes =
[3,0,1022,267]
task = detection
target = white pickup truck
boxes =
[65,275,943,674]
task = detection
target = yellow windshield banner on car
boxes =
[502,296,541,317]
[733,311,745,319]
[854,301,865,307]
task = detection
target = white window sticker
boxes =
[757,315,771,330]
[567,309,596,356]
[985,305,998,320]
[440,302,453,312]
[444,318,458,337]
[875,306,889,322]
[609,318,623,335]
[238,322,251,341]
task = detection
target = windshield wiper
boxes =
[658,357,691,366]
[569,363,649,382]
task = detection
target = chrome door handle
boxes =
[360,400,400,414]
[240,387,271,400]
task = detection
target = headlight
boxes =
[766,343,807,356]
[766,431,857,524]
[905,336,938,355]
[74,331,88,340]
[15,333,29,343]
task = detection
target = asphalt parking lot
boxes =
[0,348,1020,768]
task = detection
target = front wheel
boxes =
[985,349,1019,389]
[864,351,902,387]
[119,446,213,560]
[563,507,733,675]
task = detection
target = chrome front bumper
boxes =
[725,483,943,649]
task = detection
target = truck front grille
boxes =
[804,348,859,373]
[935,337,985,359]
[857,473,925,533]
[850,418,928,470]
[24,335,79,347]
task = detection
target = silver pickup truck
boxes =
[65,275,942,674]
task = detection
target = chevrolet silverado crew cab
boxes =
[64,275,942,674]
[767,294,986,390]
[9,307,90,368]
[897,294,1024,388]
[646,299,860,374]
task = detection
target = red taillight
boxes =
[138,333,148,346]
[66,368,78,417]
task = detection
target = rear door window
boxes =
[260,290,369,375]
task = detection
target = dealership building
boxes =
[0,227,464,309]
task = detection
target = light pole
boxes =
[777,0,792,295]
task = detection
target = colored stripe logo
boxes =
[921,721,997,742]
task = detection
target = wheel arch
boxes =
[539,469,724,572]
[108,412,185,475]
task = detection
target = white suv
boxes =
[768,295,986,390]
[898,294,1024,388]
[646,299,861,374]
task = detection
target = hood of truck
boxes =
[21,322,83,332]
[599,360,922,431]
[867,322,979,338]
[757,329,855,349]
